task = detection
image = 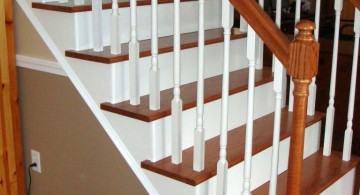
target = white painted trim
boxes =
[16,1,159,194]
[16,55,67,77]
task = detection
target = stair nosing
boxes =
[32,0,197,13]
[101,66,274,122]
[141,108,325,186]
[65,29,247,64]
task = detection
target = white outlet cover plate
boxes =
[31,149,41,173]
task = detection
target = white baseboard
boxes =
[16,54,67,76]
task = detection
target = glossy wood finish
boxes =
[65,28,246,64]
[141,108,324,186]
[286,21,319,195]
[252,151,359,195]
[32,0,195,13]
[101,67,273,122]
[229,0,290,68]
[0,0,26,194]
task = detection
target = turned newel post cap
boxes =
[288,20,319,80]
[294,20,316,43]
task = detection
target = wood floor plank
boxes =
[141,108,325,186]
[65,28,246,64]
[101,66,273,122]
[252,150,358,195]
[32,0,195,13]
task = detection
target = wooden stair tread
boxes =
[252,150,359,195]
[32,0,195,13]
[141,108,325,186]
[101,66,273,122]
[65,28,246,64]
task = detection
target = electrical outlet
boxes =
[31,150,41,173]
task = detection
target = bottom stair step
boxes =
[141,108,324,186]
[252,150,359,195]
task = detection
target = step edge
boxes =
[140,109,325,186]
[65,30,247,64]
[101,67,274,122]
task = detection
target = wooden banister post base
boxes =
[286,78,311,195]
[286,20,319,195]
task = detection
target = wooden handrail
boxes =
[351,0,360,10]
[229,0,290,68]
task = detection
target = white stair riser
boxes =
[154,82,275,162]
[67,38,248,105]
[102,82,275,163]
[146,122,322,195]
[33,0,221,52]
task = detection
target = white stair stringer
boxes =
[143,122,322,195]
[66,38,248,104]
[16,0,159,194]
[31,0,221,52]
[103,82,276,163]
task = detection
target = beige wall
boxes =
[14,4,55,60]
[14,4,146,195]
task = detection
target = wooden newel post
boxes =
[286,20,319,195]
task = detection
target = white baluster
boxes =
[171,0,183,164]
[307,0,322,116]
[193,0,205,171]
[92,0,103,52]
[239,16,248,32]
[269,0,284,194]
[241,26,257,195]
[294,0,301,34]
[256,0,264,70]
[129,0,140,105]
[323,0,343,156]
[343,8,360,161]
[217,0,233,194]
[110,0,121,55]
[314,0,321,40]
[289,0,302,112]
[149,0,160,110]
[74,0,84,5]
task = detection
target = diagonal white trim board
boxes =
[16,55,67,76]
[16,1,159,194]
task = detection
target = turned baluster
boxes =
[286,20,319,195]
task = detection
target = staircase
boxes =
[17,0,360,194]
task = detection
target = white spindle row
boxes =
[92,0,103,52]
[323,0,343,156]
[171,0,183,164]
[129,0,140,105]
[149,0,160,110]
[269,0,284,194]
[216,0,233,193]
[343,8,360,161]
[110,0,121,55]
[241,26,257,195]
[193,0,205,172]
